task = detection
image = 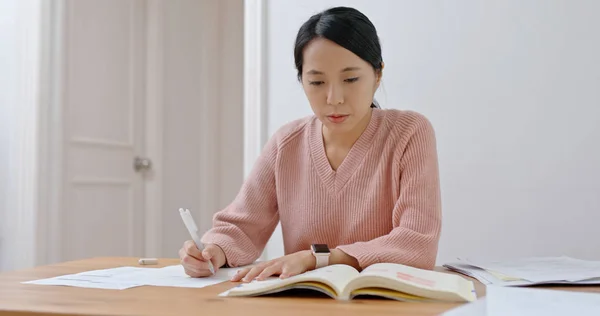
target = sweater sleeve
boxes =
[336,115,442,270]
[200,134,280,268]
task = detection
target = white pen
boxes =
[179,208,215,275]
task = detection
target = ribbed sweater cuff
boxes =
[336,243,382,270]
[201,233,247,268]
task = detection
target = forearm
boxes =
[329,248,361,270]
[202,216,278,268]
[201,131,280,267]
[336,227,440,270]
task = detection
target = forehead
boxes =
[302,37,369,72]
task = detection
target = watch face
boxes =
[312,244,329,253]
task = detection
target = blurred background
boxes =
[1,0,599,272]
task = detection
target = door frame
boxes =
[36,0,65,266]
[243,0,269,177]
[243,0,270,261]
[143,0,165,259]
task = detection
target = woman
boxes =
[179,6,442,282]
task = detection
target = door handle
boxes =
[134,156,152,172]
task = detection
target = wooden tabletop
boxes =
[1,257,599,316]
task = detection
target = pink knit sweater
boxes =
[201,109,442,270]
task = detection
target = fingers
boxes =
[178,247,186,261]
[201,247,219,268]
[231,267,250,282]
[183,240,203,260]
[181,255,211,275]
[201,249,212,261]
[242,264,268,282]
[179,240,214,278]
[280,264,303,279]
[230,255,309,282]
[200,249,216,272]
[240,261,284,282]
[183,265,213,278]
[257,262,282,281]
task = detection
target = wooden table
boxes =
[1,257,599,316]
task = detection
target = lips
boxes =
[326,114,349,123]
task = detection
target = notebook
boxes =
[219,263,477,302]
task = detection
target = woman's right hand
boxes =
[179,240,226,277]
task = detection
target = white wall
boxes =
[0,0,18,271]
[0,0,41,271]
[264,0,600,264]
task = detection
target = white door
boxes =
[59,0,147,261]
[41,0,245,264]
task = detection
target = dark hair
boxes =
[294,6,383,108]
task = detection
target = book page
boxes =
[343,263,476,302]
[360,263,474,292]
[219,264,359,298]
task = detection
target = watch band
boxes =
[315,253,329,269]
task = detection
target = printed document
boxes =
[23,265,239,290]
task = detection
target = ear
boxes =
[374,63,384,91]
[375,62,384,84]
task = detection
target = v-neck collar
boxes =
[308,109,383,195]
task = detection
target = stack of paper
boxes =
[443,256,600,286]
[22,265,239,290]
[441,286,600,316]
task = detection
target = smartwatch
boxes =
[311,244,330,269]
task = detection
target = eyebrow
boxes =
[306,67,361,75]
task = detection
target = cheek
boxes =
[348,83,375,106]
[303,88,326,109]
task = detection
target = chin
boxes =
[323,120,355,133]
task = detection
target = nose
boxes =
[326,83,344,105]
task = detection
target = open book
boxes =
[219,263,477,302]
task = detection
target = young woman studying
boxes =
[179,6,442,282]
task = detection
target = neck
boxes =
[322,109,373,149]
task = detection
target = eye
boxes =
[309,81,324,86]
[345,77,359,83]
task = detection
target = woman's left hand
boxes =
[231,250,316,282]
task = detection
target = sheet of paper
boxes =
[22,277,143,290]
[22,267,149,290]
[75,266,149,277]
[445,263,538,286]
[121,265,239,288]
[464,256,600,283]
[23,265,241,290]
[486,285,600,316]
[441,298,486,316]
[444,262,600,287]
